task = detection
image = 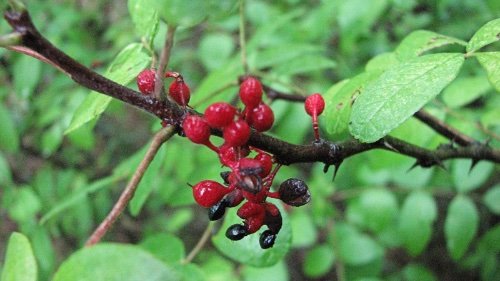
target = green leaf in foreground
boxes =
[53,244,178,281]
[212,200,291,267]
[475,52,500,92]
[399,192,437,256]
[349,53,464,143]
[466,18,500,53]
[444,195,479,260]
[395,30,466,61]
[483,185,500,214]
[1,232,37,281]
[65,43,150,134]
[442,76,492,108]
[128,0,159,39]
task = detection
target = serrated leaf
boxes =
[151,0,208,28]
[399,192,437,256]
[476,52,500,91]
[442,76,492,108]
[303,244,335,278]
[483,185,500,214]
[324,71,382,138]
[0,103,19,153]
[349,53,464,143]
[128,0,159,39]
[395,30,467,61]
[212,199,291,267]
[445,195,479,260]
[0,233,37,281]
[53,244,178,281]
[65,43,150,134]
[467,18,500,53]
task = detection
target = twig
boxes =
[414,109,476,146]
[182,222,214,264]
[154,25,177,100]
[85,126,176,246]
[262,84,306,102]
[239,0,249,74]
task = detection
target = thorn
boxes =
[323,164,330,173]
[469,159,480,174]
[0,33,22,47]
[407,161,420,172]
[383,140,398,152]
[331,161,343,181]
[436,159,447,171]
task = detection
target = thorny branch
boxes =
[3,8,500,174]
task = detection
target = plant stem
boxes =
[85,126,176,246]
[182,222,214,264]
[154,25,177,100]
[239,0,249,74]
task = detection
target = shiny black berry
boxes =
[226,224,247,240]
[259,230,276,249]
[278,178,311,207]
[208,199,227,221]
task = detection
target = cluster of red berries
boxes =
[137,69,191,106]
[136,70,326,249]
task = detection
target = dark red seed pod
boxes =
[223,120,251,147]
[204,102,236,128]
[136,69,156,95]
[278,178,311,207]
[304,93,325,117]
[239,76,263,109]
[182,115,211,144]
[192,180,228,208]
[247,103,274,132]
[169,79,191,106]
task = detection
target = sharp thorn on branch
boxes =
[468,159,480,174]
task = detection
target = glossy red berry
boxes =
[192,180,228,207]
[304,93,325,117]
[223,120,251,147]
[239,76,263,109]
[182,115,211,144]
[255,153,273,178]
[239,158,263,176]
[247,103,274,132]
[136,69,156,95]
[204,102,236,128]
[169,79,191,106]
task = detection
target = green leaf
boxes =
[445,195,479,260]
[483,185,500,215]
[452,159,494,193]
[53,244,178,281]
[13,55,42,99]
[273,54,336,76]
[0,103,19,153]
[198,33,235,71]
[303,244,335,278]
[242,261,288,281]
[290,209,317,248]
[139,233,185,264]
[402,264,438,281]
[476,52,500,91]
[8,187,41,224]
[0,233,37,281]
[255,44,324,69]
[399,191,437,256]
[365,52,400,72]
[212,199,291,267]
[65,43,150,134]
[395,30,466,61]
[324,71,382,138]
[337,225,383,265]
[466,18,500,53]
[0,153,12,185]
[442,76,492,108]
[357,188,398,233]
[151,0,208,28]
[349,53,464,143]
[128,0,159,39]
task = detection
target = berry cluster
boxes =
[136,69,191,107]
[182,76,318,249]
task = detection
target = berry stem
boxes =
[312,114,320,140]
[154,24,177,100]
[182,222,214,264]
[85,126,176,247]
[239,0,249,74]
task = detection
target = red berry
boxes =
[239,158,263,176]
[255,153,273,178]
[239,76,263,109]
[182,115,211,144]
[192,180,228,207]
[136,69,156,95]
[247,103,274,132]
[304,93,325,117]
[169,79,191,106]
[219,144,250,167]
[204,102,236,128]
[237,202,266,233]
[223,120,251,147]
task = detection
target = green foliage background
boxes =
[0,0,499,280]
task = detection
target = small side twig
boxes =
[154,25,177,100]
[182,222,214,264]
[414,109,476,146]
[85,126,176,247]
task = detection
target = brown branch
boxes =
[414,109,476,146]
[4,9,500,171]
[182,222,214,264]
[85,126,176,246]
